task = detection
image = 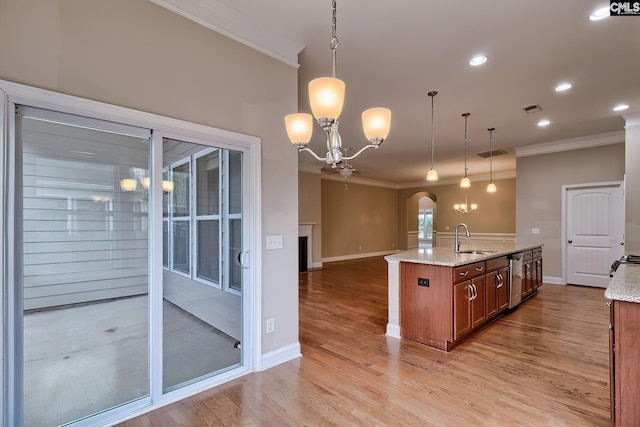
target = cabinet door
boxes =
[497,266,510,312]
[534,257,543,290]
[454,281,472,340]
[486,271,499,319]
[471,275,487,329]
[522,260,533,298]
[609,301,615,423]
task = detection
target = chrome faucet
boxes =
[455,223,470,253]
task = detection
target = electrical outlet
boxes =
[266,235,283,250]
[266,318,275,333]
[532,228,540,235]
[418,277,429,287]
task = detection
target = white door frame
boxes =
[0,79,263,427]
[561,180,624,285]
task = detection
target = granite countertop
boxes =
[384,242,543,267]
[605,264,640,303]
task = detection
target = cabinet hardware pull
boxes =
[459,271,469,276]
[606,302,612,308]
[469,284,477,300]
[475,266,484,272]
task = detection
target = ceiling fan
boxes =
[321,148,361,189]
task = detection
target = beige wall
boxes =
[0,0,300,355]
[516,143,625,279]
[321,179,398,259]
[298,171,322,266]
[625,122,640,253]
[398,178,516,250]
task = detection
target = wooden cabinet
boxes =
[399,250,542,352]
[522,250,535,299]
[453,261,486,341]
[486,256,509,319]
[610,299,640,425]
[533,247,543,291]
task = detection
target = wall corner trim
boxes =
[260,342,302,371]
[543,276,565,285]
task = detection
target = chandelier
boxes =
[454,191,478,214]
[284,0,391,168]
[455,112,477,213]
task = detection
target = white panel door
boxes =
[566,184,624,287]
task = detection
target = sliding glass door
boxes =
[17,107,151,426]
[4,97,254,427]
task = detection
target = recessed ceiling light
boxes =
[537,119,551,127]
[469,55,488,66]
[590,6,610,21]
[555,82,573,92]
[613,103,630,111]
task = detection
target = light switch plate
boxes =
[266,235,283,250]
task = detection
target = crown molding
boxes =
[623,111,640,128]
[150,0,304,68]
[514,130,624,158]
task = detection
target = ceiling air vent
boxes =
[475,149,508,159]
[522,104,542,114]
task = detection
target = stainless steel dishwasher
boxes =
[508,252,523,308]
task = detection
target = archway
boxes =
[406,191,437,249]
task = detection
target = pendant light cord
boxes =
[462,113,470,178]
[428,91,437,169]
[488,127,495,182]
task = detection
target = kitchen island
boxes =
[385,242,543,351]
[605,263,640,426]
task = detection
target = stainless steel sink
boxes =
[456,249,499,255]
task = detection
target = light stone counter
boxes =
[384,242,543,339]
[605,264,640,303]
[385,242,544,267]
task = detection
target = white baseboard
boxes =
[322,249,401,263]
[386,323,401,339]
[260,342,302,371]
[543,276,564,285]
[311,261,323,269]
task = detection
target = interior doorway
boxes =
[418,196,435,248]
[563,182,624,287]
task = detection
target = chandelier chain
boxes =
[330,0,338,78]
[462,113,470,177]
[430,92,435,167]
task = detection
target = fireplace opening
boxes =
[299,236,308,273]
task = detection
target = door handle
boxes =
[621,242,625,246]
[568,240,573,244]
[239,251,250,269]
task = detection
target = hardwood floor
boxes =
[119,256,612,426]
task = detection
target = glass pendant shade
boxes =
[487,182,497,193]
[142,177,150,190]
[285,113,313,146]
[308,77,345,121]
[460,176,471,188]
[426,169,438,181]
[470,203,478,210]
[162,180,175,192]
[120,179,137,192]
[362,108,391,142]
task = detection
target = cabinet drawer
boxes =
[523,250,534,261]
[454,261,486,282]
[486,256,509,271]
[533,247,542,258]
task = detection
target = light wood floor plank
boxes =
[119,256,612,426]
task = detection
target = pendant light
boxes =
[487,127,497,193]
[460,113,471,188]
[426,91,438,181]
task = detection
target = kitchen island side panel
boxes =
[400,263,453,350]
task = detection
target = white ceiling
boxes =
[155,0,640,185]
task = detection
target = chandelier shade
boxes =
[120,178,137,192]
[362,108,391,144]
[487,182,497,193]
[426,169,439,181]
[308,77,345,122]
[285,113,314,147]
